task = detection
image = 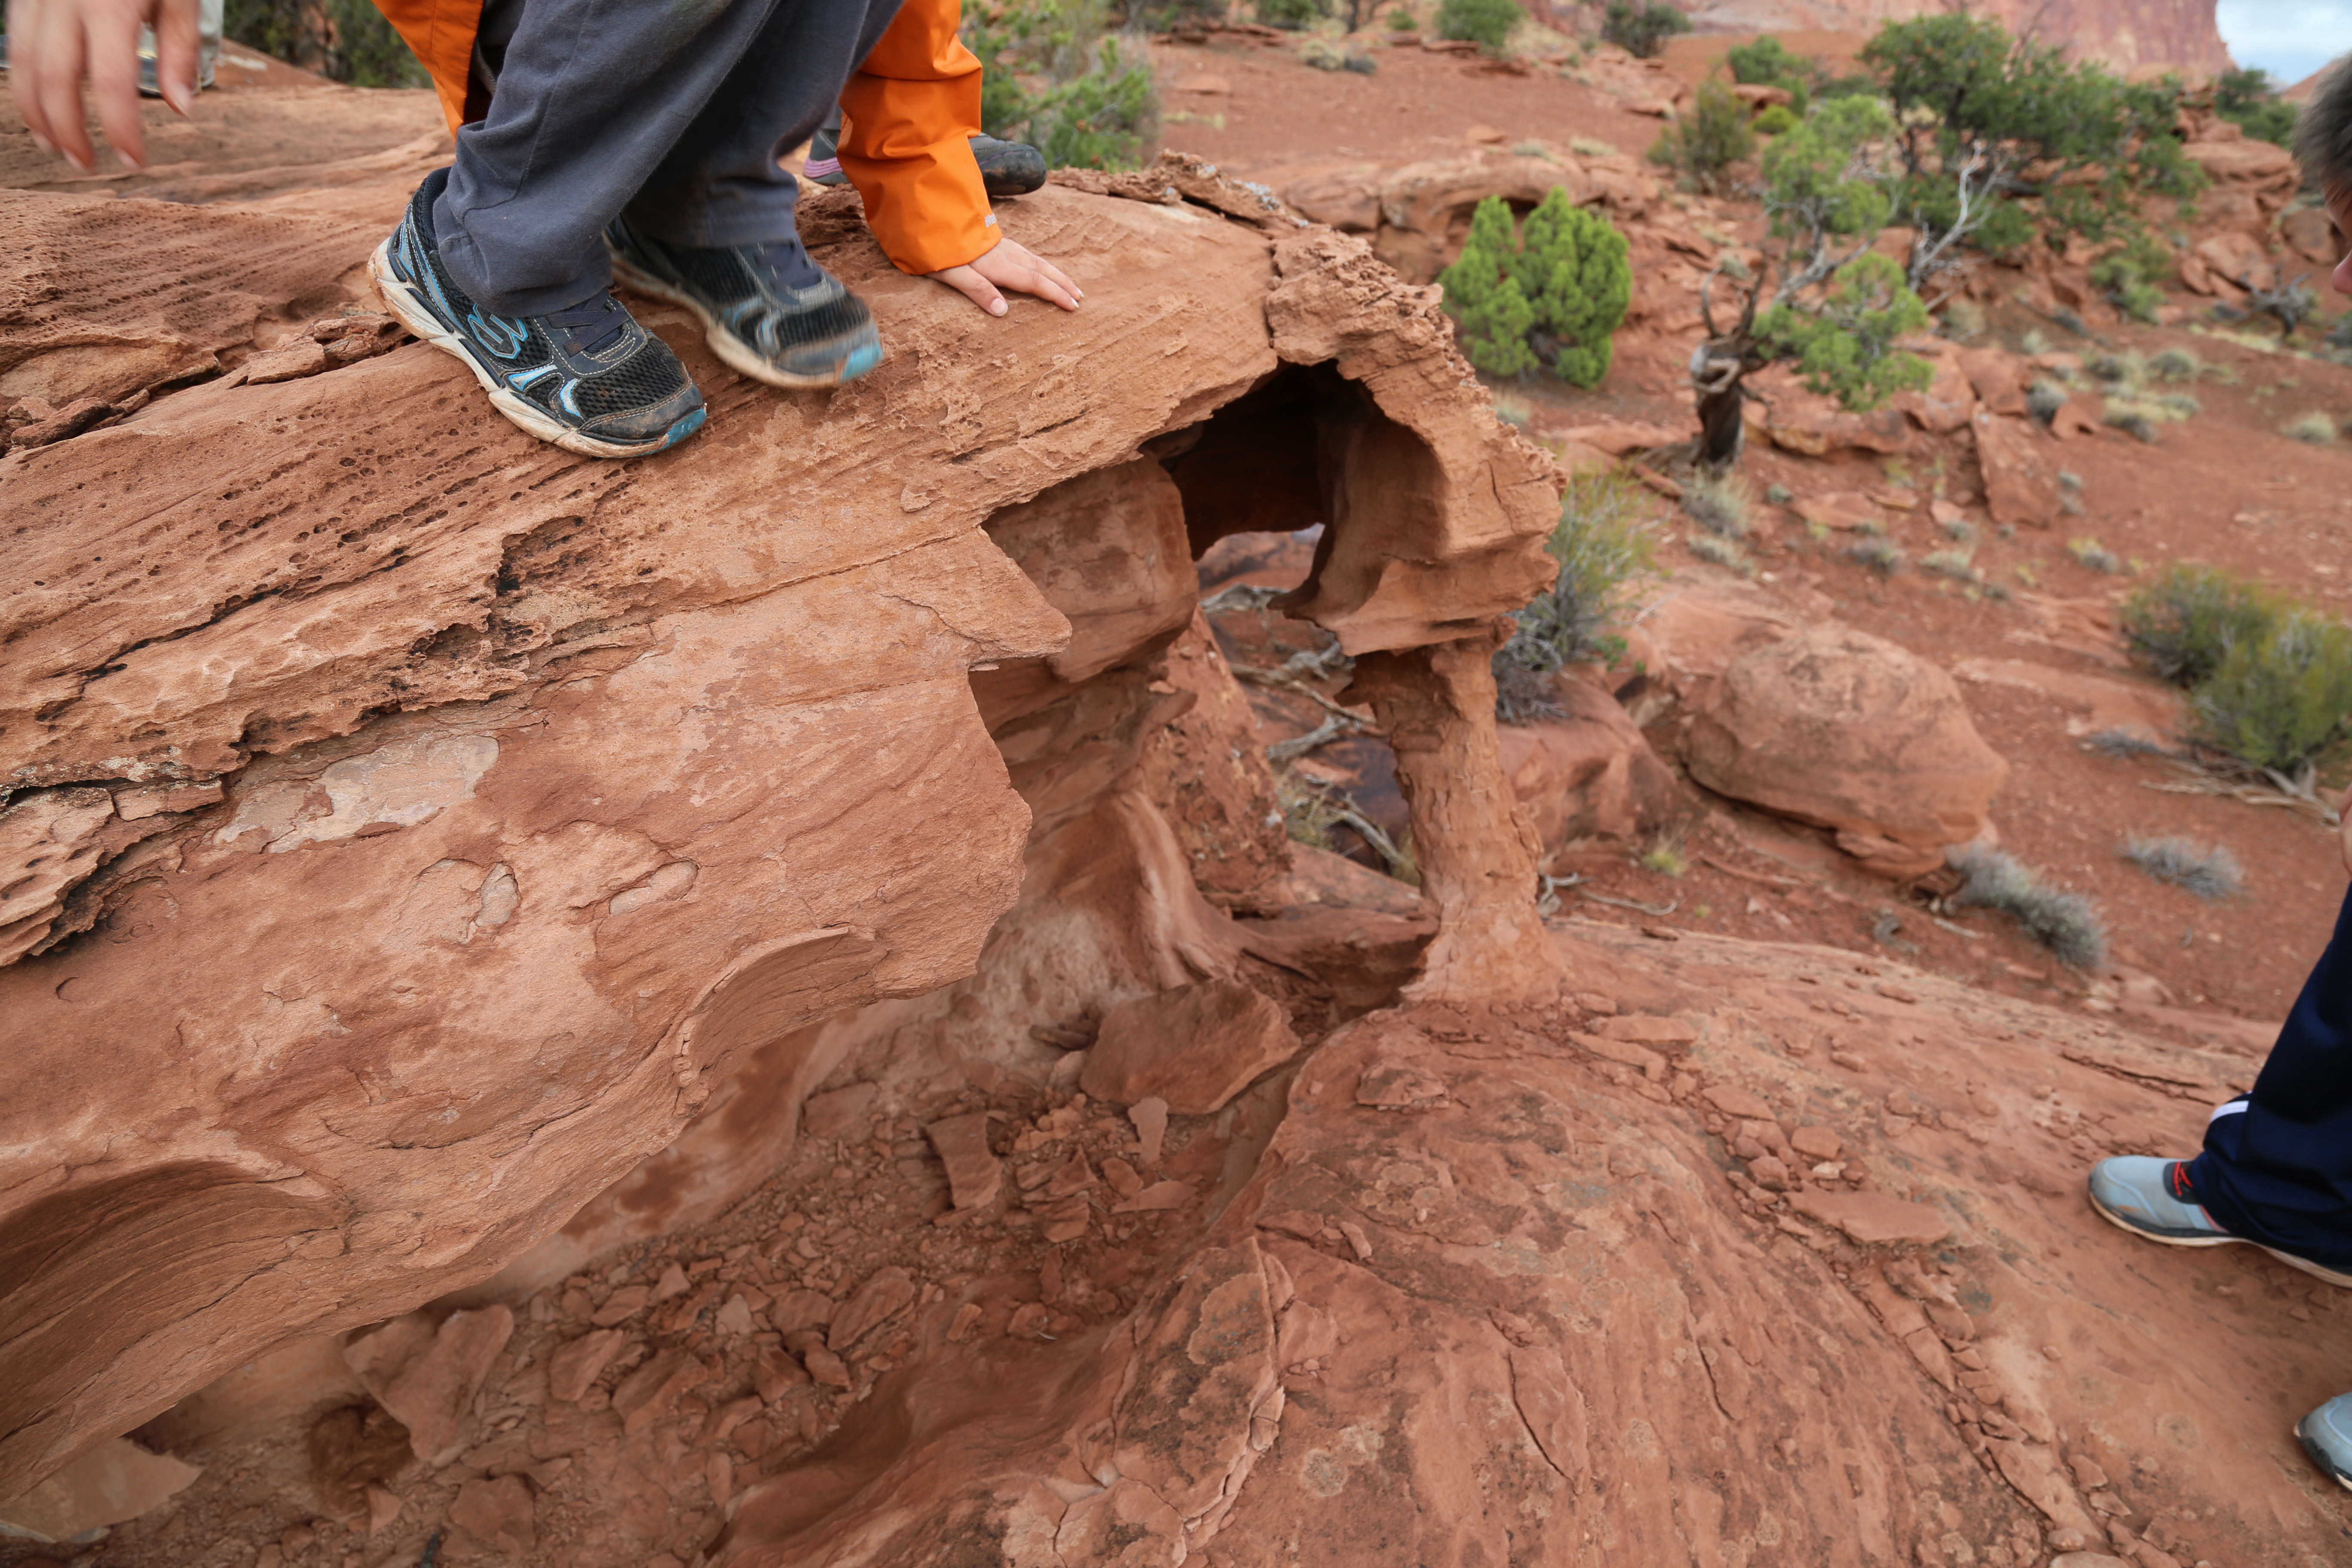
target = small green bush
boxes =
[2217,66,2298,148]
[967,0,1160,168]
[1650,80,1756,194]
[1752,103,1799,137]
[2284,410,2340,445]
[1602,0,1689,58]
[1951,845,2108,968]
[2122,564,2273,686]
[1436,0,1522,53]
[1438,191,1632,387]
[1843,535,1906,575]
[1386,5,1416,25]
[1493,471,1655,723]
[2067,538,2125,575]
[1726,34,1810,110]
[1256,0,1323,27]
[1756,252,1933,411]
[224,0,429,85]
[2192,610,2352,772]
[1682,472,1750,538]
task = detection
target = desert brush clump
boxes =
[1439,190,1633,386]
[2217,66,2297,147]
[1682,472,1751,538]
[1950,845,2108,968]
[2027,378,2068,424]
[2150,345,2207,383]
[968,0,1158,168]
[1436,0,1522,53]
[1651,80,1756,196]
[2090,232,2174,324]
[1843,535,1906,575]
[2123,564,2352,772]
[1754,104,1799,137]
[1602,0,1687,58]
[1920,546,1978,582]
[2119,835,2245,901]
[2067,538,2125,575]
[2122,564,2274,685]
[2284,410,2340,445]
[1727,34,1812,112]
[1688,532,1756,575]
[1492,470,1655,723]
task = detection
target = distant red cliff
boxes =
[1674,0,2233,77]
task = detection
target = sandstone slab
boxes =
[1082,979,1301,1115]
[1792,1189,1952,1246]
[1974,410,2059,529]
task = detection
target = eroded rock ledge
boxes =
[0,160,1561,1498]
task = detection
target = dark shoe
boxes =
[370,168,706,459]
[804,124,848,186]
[802,124,1044,199]
[606,218,884,389]
[971,134,1046,198]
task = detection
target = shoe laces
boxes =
[545,291,633,357]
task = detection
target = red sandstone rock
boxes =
[342,1307,514,1467]
[1495,677,1681,863]
[1082,979,1301,1115]
[1974,409,2060,530]
[1685,626,2009,878]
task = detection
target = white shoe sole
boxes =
[2090,1190,2352,1287]
[609,253,883,390]
[369,239,692,461]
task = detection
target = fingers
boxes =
[930,263,1009,317]
[1032,253,1084,305]
[31,0,99,170]
[153,0,199,114]
[972,242,1082,312]
[85,0,151,167]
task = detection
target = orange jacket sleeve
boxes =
[370,0,481,134]
[836,0,998,276]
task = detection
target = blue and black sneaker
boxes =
[606,216,884,390]
[370,168,707,459]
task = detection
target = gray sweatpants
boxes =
[435,0,903,316]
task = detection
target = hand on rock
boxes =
[9,0,201,172]
[928,238,1083,317]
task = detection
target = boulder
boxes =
[1685,626,2008,878]
[1370,155,1590,283]
[1283,170,1381,233]
[1496,678,1681,863]
[1081,978,1302,1114]
[2193,230,2278,294]
[2281,205,2340,266]
[1956,346,2029,417]
[1792,491,1886,532]
[1973,410,2059,530]
[0,1438,200,1543]
[2181,135,2299,199]
[1894,347,1977,434]
[1753,368,1911,456]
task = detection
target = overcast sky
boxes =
[2218,0,2352,88]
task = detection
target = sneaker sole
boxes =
[2089,1189,2352,1287]
[2296,1414,2352,1490]
[609,254,885,390]
[369,239,705,461]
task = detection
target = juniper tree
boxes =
[1510,189,1632,389]
[1686,97,1932,469]
[1437,198,1539,376]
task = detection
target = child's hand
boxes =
[928,238,1083,317]
[9,0,201,172]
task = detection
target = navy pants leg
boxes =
[433,0,902,316]
[2188,885,2352,1272]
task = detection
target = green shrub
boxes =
[1438,199,1539,376]
[1386,5,1416,25]
[2091,235,2170,324]
[967,0,1159,168]
[2284,410,2340,445]
[1512,189,1633,387]
[2217,67,2298,148]
[2122,564,2273,686]
[1649,80,1756,194]
[1436,0,1522,53]
[1493,471,1655,722]
[1439,191,1632,386]
[1726,34,1810,110]
[1753,104,1799,137]
[1757,252,1932,410]
[1602,0,1688,59]
[224,0,427,85]
[1256,0,1322,26]
[2192,610,2352,772]
[1951,845,2108,968]
[1862,13,2202,268]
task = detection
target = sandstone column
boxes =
[1347,622,1564,1001]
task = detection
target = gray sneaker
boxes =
[2299,1393,2352,1490]
[2088,1156,2352,1286]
